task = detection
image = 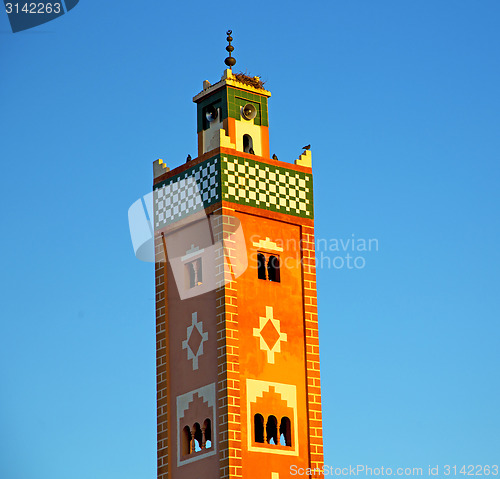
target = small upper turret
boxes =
[193,31,271,158]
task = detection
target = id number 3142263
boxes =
[443,466,499,476]
[5,3,62,14]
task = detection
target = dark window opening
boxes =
[279,416,292,446]
[266,415,278,445]
[182,425,192,456]
[181,418,214,455]
[193,422,202,452]
[253,413,294,448]
[267,255,280,282]
[254,414,265,443]
[257,252,281,283]
[243,134,253,153]
[257,253,267,280]
[187,258,202,288]
[203,418,212,449]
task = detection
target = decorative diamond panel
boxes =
[154,156,220,229]
[253,306,287,364]
[221,155,313,219]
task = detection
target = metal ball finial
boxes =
[224,29,236,68]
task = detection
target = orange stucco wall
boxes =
[233,209,311,476]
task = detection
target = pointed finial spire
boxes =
[224,30,236,69]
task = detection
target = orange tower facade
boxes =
[153,60,323,479]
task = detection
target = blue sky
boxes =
[1,1,499,478]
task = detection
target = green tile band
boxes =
[197,86,269,132]
[153,154,313,226]
[221,154,313,219]
[153,156,221,228]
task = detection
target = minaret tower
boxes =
[153,31,323,479]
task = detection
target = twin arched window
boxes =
[258,253,280,282]
[254,414,292,447]
[181,418,212,456]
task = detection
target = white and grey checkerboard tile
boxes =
[221,155,313,217]
[154,157,220,229]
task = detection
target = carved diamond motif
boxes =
[188,324,203,355]
[261,319,280,351]
[253,306,287,364]
[182,312,208,370]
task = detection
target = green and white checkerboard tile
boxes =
[221,155,313,218]
[154,156,220,229]
[153,154,313,229]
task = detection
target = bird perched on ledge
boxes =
[302,144,311,150]
[186,154,192,163]
[272,154,278,160]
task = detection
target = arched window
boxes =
[257,253,282,282]
[257,253,267,280]
[266,415,278,445]
[279,416,292,446]
[188,262,196,288]
[195,259,202,285]
[203,418,212,449]
[187,258,202,288]
[267,255,280,282]
[182,425,192,456]
[254,413,265,443]
[243,134,253,153]
[193,422,202,452]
